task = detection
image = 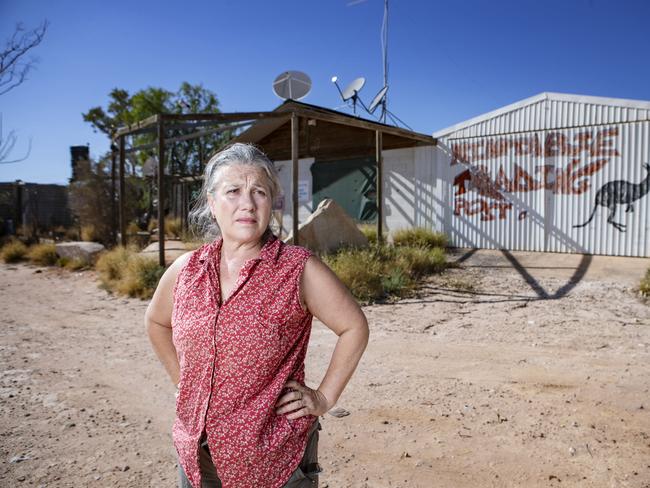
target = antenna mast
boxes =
[380,0,388,123]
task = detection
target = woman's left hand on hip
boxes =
[275,380,330,419]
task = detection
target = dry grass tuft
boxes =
[27,243,58,266]
[392,227,448,249]
[1,239,28,263]
[324,243,449,303]
[96,246,164,299]
[640,268,650,297]
[357,224,378,245]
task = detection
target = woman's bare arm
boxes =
[144,252,192,387]
[276,255,369,419]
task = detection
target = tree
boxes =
[82,83,227,233]
[0,21,48,164]
[83,82,226,176]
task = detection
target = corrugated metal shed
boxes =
[434,92,650,138]
[432,92,650,257]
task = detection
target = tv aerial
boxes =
[272,70,312,101]
[330,1,410,129]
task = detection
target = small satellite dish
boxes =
[341,77,366,101]
[273,71,312,100]
[369,85,388,114]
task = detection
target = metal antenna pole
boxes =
[381,0,389,123]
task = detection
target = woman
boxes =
[145,143,369,488]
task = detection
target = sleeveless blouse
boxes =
[171,235,315,488]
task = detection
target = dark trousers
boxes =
[178,420,321,488]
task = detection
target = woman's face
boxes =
[208,164,273,245]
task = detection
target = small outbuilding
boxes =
[431,92,650,257]
[232,100,437,240]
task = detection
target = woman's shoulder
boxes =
[167,242,211,278]
[277,240,313,262]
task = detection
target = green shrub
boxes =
[392,227,448,249]
[324,242,448,302]
[395,246,447,278]
[323,248,385,302]
[96,246,164,299]
[117,254,165,299]
[380,266,413,297]
[640,268,650,297]
[26,243,58,266]
[96,246,133,285]
[1,240,28,263]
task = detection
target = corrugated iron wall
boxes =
[444,96,650,138]
[435,114,650,257]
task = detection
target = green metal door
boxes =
[311,157,377,222]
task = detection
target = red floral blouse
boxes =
[172,235,315,488]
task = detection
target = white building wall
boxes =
[381,146,438,235]
[433,93,650,257]
[274,157,315,239]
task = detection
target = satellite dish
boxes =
[341,77,366,101]
[368,85,388,114]
[273,71,312,100]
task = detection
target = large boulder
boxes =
[55,241,105,264]
[284,198,369,253]
[139,240,193,264]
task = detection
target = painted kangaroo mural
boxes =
[574,163,650,232]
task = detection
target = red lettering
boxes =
[570,158,609,194]
[591,127,620,157]
[469,141,486,162]
[544,133,569,157]
[535,164,556,190]
[571,131,593,156]
[454,197,470,215]
[451,142,469,166]
[511,164,542,192]
[495,165,512,192]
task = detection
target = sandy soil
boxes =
[1,251,650,488]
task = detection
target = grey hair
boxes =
[188,142,282,241]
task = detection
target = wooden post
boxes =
[376,130,383,244]
[119,135,126,247]
[110,144,117,245]
[291,112,299,246]
[157,117,166,267]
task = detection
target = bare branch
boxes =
[0,20,48,96]
[0,114,32,164]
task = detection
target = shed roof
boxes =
[233,100,435,161]
[434,92,650,139]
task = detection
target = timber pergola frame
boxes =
[113,103,436,267]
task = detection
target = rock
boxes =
[328,407,350,418]
[139,240,190,264]
[10,454,30,463]
[569,446,576,456]
[55,242,105,264]
[284,199,369,253]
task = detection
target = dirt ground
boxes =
[1,249,650,488]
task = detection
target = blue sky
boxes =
[1,0,649,184]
